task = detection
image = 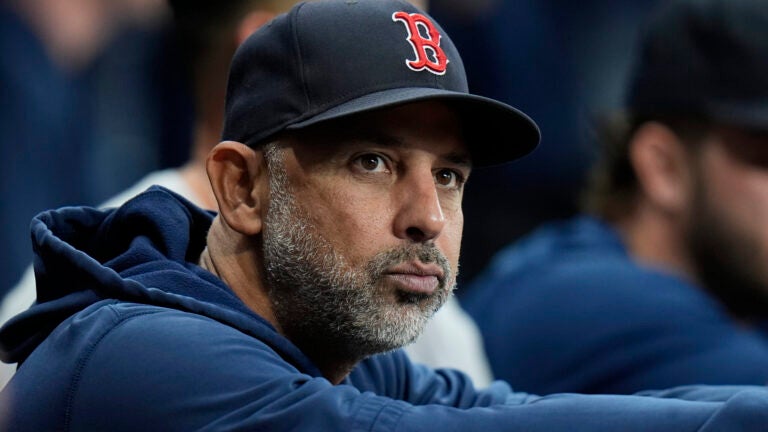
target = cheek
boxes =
[438,210,464,271]
[705,165,768,250]
[305,187,393,259]
[298,182,465,270]
[737,175,768,251]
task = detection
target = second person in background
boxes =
[464,0,768,395]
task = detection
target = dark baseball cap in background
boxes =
[626,0,768,130]
[221,0,540,167]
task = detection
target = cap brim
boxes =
[286,87,541,167]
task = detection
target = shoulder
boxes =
[465,216,622,293]
[82,302,285,370]
[467,248,718,333]
[60,302,318,428]
[461,218,732,366]
[27,301,294,394]
[464,217,712,322]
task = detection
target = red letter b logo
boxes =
[393,12,449,75]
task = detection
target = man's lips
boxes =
[384,262,445,295]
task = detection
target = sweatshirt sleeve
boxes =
[391,389,768,432]
[349,349,768,431]
[57,306,768,432]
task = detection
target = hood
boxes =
[0,186,318,374]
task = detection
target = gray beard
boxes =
[260,145,454,359]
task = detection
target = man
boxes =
[2,1,768,429]
[463,0,768,395]
[0,0,494,389]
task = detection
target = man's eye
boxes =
[435,169,462,188]
[355,154,388,172]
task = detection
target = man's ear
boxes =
[206,141,268,235]
[629,122,694,215]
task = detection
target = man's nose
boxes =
[393,171,446,243]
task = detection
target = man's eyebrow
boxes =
[441,152,472,168]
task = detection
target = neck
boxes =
[316,361,358,385]
[199,218,278,327]
[303,345,358,384]
[200,218,362,384]
[613,201,698,283]
[284,329,365,384]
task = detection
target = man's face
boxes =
[685,126,768,316]
[261,101,469,358]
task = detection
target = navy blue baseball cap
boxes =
[221,0,540,167]
[627,0,768,130]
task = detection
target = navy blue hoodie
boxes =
[2,186,768,431]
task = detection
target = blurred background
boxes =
[0,0,662,302]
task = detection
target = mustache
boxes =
[368,243,453,288]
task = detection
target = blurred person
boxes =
[463,0,768,395]
[0,0,493,389]
[0,0,167,302]
[4,2,768,429]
